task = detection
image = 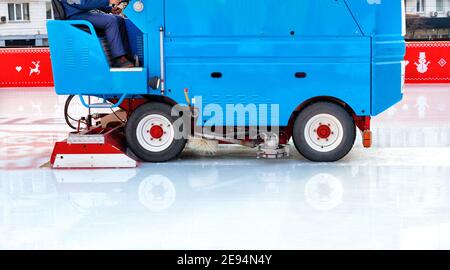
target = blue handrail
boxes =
[79,94,127,109]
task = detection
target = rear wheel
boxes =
[126,102,187,162]
[292,102,356,162]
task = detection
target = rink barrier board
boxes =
[405,41,450,84]
[0,48,54,88]
[0,41,449,88]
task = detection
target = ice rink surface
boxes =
[1,85,450,250]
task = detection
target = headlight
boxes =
[133,0,144,12]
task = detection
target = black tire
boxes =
[126,102,187,162]
[64,95,77,130]
[292,102,356,162]
[64,95,90,130]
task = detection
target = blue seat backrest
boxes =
[51,0,66,20]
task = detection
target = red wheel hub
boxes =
[317,125,331,139]
[149,125,164,139]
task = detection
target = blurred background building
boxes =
[405,0,450,17]
[0,0,53,47]
[405,0,450,40]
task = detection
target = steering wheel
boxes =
[110,0,129,15]
[116,0,130,9]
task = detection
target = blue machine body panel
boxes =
[47,20,148,96]
[345,0,406,115]
[47,0,406,126]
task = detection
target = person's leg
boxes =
[69,12,133,67]
[114,15,132,59]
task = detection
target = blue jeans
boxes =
[70,10,131,59]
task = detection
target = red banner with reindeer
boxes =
[405,41,450,84]
[0,48,54,88]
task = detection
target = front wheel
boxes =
[126,102,187,162]
[292,102,356,162]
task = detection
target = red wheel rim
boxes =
[149,125,164,139]
[317,125,331,139]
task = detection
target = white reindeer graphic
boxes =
[29,61,41,76]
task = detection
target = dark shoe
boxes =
[113,56,135,68]
[149,76,161,90]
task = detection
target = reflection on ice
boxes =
[304,173,344,211]
[1,85,450,249]
[53,169,137,184]
[138,175,177,212]
[1,160,450,249]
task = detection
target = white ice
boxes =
[0,85,450,250]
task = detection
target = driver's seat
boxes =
[51,0,105,36]
[51,0,66,20]
[51,0,112,65]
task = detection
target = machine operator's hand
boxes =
[110,0,121,6]
[111,6,122,14]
